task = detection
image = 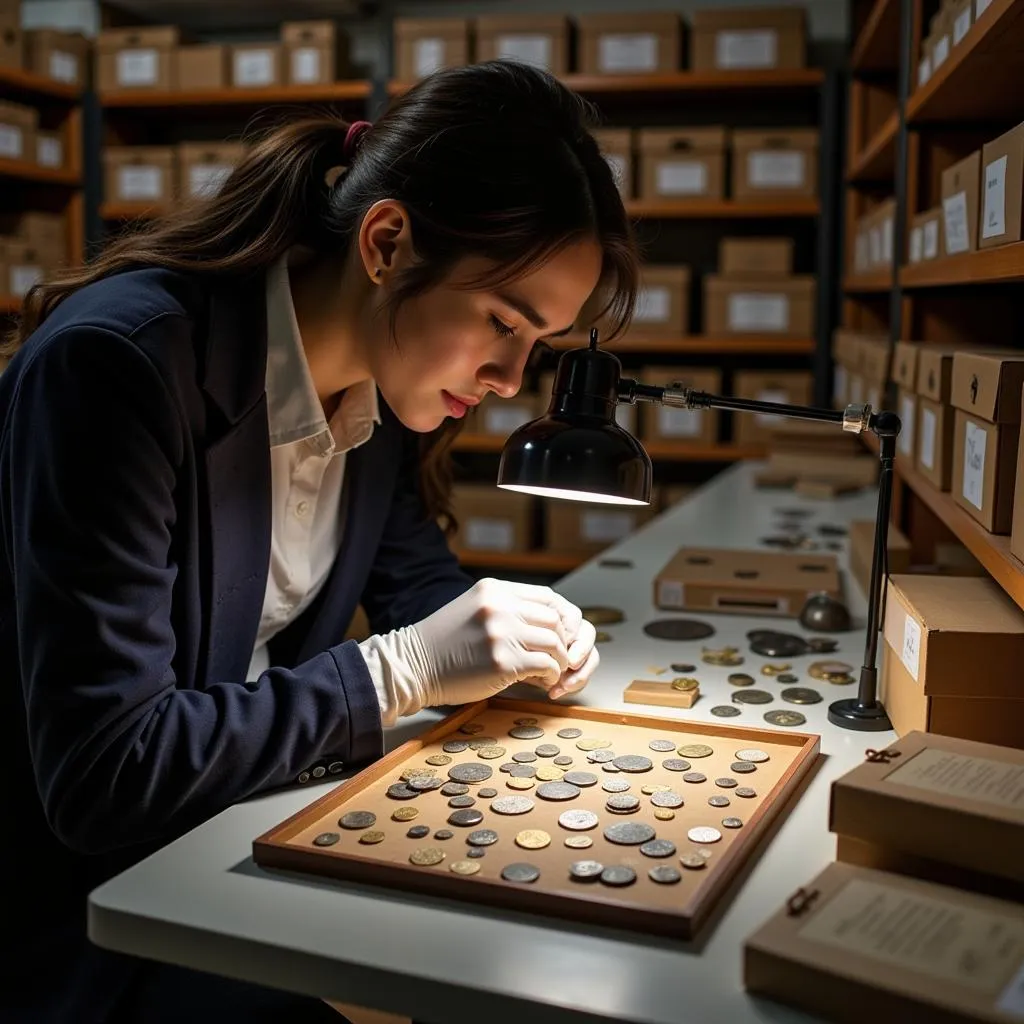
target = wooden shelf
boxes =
[0,296,22,315]
[100,202,166,220]
[548,334,816,354]
[847,110,898,183]
[454,549,584,574]
[100,80,372,111]
[0,65,80,101]
[453,434,764,462]
[843,269,894,293]
[906,0,1024,122]
[624,198,819,219]
[0,157,79,186]
[851,0,900,73]
[899,243,1024,287]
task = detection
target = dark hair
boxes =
[6,61,639,529]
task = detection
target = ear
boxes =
[357,199,414,284]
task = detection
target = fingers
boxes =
[506,581,583,646]
[516,624,569,675]
[548,645,600,701]
[567,619,596,670]
[514,649,564,689]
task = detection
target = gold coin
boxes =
[514,717,538,726]
[576,738,611,751]
[359,830,385,844]
[677,743,714,758]
[654,808,676,821]
[459,722,485,735]
[391,807,419,822]
[535,766,564,782]
[450,859,481,876]
[409,846,445,866]
[515,829,551,850]
[564,835,593,849]
[477,745,506,759]
[642,784,672,795]
[400,767,436,781]
[581,606,624,625]
[507,777,535,790]
[425,754,452,766]
[761,663,791,676]
[671,677,699,692]
[595,631,612,643]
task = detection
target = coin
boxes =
[679,852,707,870]
[508,726,544,740]
[648,739,676,752]
[701,646,743,666]
[357,830,384,844]
[601,763,620,773]
[808,660,853,679]
[782,686,822,705]
[313,832,339,847]
[732,689,774,705]
[643,619,715,641]
[678,743,713,758]
[466,847,485,859]
[442,740,468,754]
[764,709,806,727]
[613,755,653,773]
[400,768,435,781]
[806,637,840,653]
[682,771,707,784]
[434,829,454,840]
[722,817,744,829]
[735,786,757,798]
[761,663,791,676]
[448,795,475,808]
[478,787,497,798]
[557,727,583,739]
[605,794,639,813]
[459,722,485,735]
[409,776,444,791]
[553,755,574,766]
[501,862,540,883]
[406,825,430,839]
[587,749,615,763]
[392,807,419,822]
[671,663,697,673]
[511,751,537,763]
[340,811,376,830]
[467,736,498,750]
[662,758,691,772]
[594,631,611,643]
[825,673,855,685]
[569,859,604,881]
[600,865,637,886]
[776,673,799,684]
[715,777,737,789]
[604,821,655,845]
[641,783,671,795]
[687,826,722,844]
[448,763,493,784]
[491,796,534,815]
[515,829,551,850]
[558,809,599,831]
[565,835,593,849]
[650,790,684,808]
[499,763,516,773]
[467,828,500,847]
[711,706,742,718]
[581,606,624,625]
[537,781,580,801]
[735,749,770,763]
[506,777,534,790]
[747,631,808,658]
[576,738,611,751]
[640,839,676,858]
[562,771,597,787]
[602,778,630,793]
[671,678,699,692]
[450,859,480,876]
[535,744,560,758]
[654,808,676,822]
[514,717,538,726]
[440,782,469,797]
[410,847,445,866]
[708,795,730,808]
[728,673,755,687]
[477,745,506,759]
[425,754,452,766]
[509,764,536,778]
[648,865,682,884]
[535,766,565,782]
[731,761,757,774]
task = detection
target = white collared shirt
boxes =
[246,256,380,681]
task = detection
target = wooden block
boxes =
[623,679,700,708]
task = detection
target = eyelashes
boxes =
[489,314,516,339]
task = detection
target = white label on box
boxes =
[598,33,658,72]
[976,0,995,16]
[834,364,847,400]
[657,160,706,196]
[933,33,950,68]
[748,151,805,188]
[49,50,78,83]
[117,49,158,86]
[899,395,915,456]
[413,38,444,77]
[0,124,23,159]
[714,29,777,69]
[465,517,513,551]
[953,8,972,44]
[798,878,1024,994]
[997,962,1024,1019]
[496,34,552,69]
[909,225,924,263]
[582,510,634,543]
[982,154,1008,239]
[118,166,162,200]
[291,47,321,84]
[869,226,883,266]
[728,293,788,332]
[189,164,232,198]
[850,376,864,404]
[962,418,986,510]
[483,404,534,435]
[605,153,626,190]
[10,265,42,297]
[900,613,922,679]
[657,579,684,608]
[634,286,670,323]
[754,388,789,424]
[885,747,1024,808]
[235,50,274,86]
[658,406,703,438]
[943,191,970,254]
[918,55,931,87]
[882,216,894,263]
[920,406,937,469]
[923,218,939,259]
[37,135,62,167]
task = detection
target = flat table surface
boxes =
[89,462,894,1024]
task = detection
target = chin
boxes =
[398,405,447,434]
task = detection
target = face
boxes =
[365,237,604,434]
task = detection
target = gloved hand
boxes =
[359,578,599,726]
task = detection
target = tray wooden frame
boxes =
[253,698,820,938]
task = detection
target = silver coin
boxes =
[478,787,497,798]
[682,772,706,784]
[587,749,615,763]
[764,709,806,727]
[553,755,574,766]
[535,743,560,758]
[600,864,637,886]
[491,796,535,815]
[448,763,493,784]
[459,722,485,735]
[442,740,468,754]
[508,726,544,740]
[735,786,757,798]
[434,829,454,840]
[340,811,376,830]
[557,727,583,739]
[511,751,537,763]
[735,749,770,763]
[467,736,498,750]
[679,851,707,870]
[601,763,621,773]
[448,808,484,827]
[648,739,677,752]
[467,828,500,846]
[722,817,744,829]
[558,809,599,831]
[648,864,682,884]
[406,825,430,838]
[640,838,676,858]
[650,790,684,809]
[499,762,517,773]
[386,784,418,800]
[715,777,737,789]
[732,689,774,705]
[776,673,799,684]
[708,795,731,808]
[731,762,757,774]
[563,771,598,788]
[602,778,631,793]
[569,859,604,880]
[603,821,655,845]
[605,794,639,813]
[409,776,444,791]
[781,686,823,705]
[536,781,581,801]
[687,826,722,844]
[613,755,653,773]
[466,847,486,858]
[711,706,742,718]
[440,782,469,797]
[448,795,475,808]
[509,764,537,778]
[312,765,326,778]
[501,862,540,883]
[313,832,340,847]
[662,758,691,772]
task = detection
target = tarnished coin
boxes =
[640,839,676,858]
[515,829,551,850]
[735,786,757,798]
[499,763,516,773]
[654,807,675,821]
[747,630,808,658]
[478,787,497,798]
[450,859,480,876]
[671,663,697,673]
[466,847,485,858]
[535,766,565,782]
[701,646,743,667]
[678,743,714,758]
[406,825,430,839]
[641,783,671,795]
[565,835,593,849]
[715,777,737,789]
[735,749,770,763]
[563,771,598,788]
[501,862,540,883]
[650,790,684,809]
[553,755,574,767]
[671,677,699,692]
[613,755,653,773]
[600,865,637,887]
[602,778,631,793]
[687,826,722,844]
[506,777,535,790]
[392,806,419,822]
[732,689,774,705]
[761,663,792,676]
[708,795,730,808]
[442,740,468,754]
[535,743,560,758]
[587,749,616,763]
[731,761,757,774]
[581,606,624,625]
[649,865,681,884]
[448,795,475,808]
[409,776,444,791]
[477,745,506,759]
[410,846,445,866]
[643,619,715,641]
[340,811,376,830]
[425,754,452,766]
[433,829,454,840]
[491,795,535,815]
[781,686,822,705]
[576,738,611,751]
[569,859,604,881]
[557,727,583,739]
[728,673,755,687]
[605,794,639,813]
[682,771,707,784]
[722,817,744,829]
[511,750,537,763]
[649,739,677,752]
[808,659,853,679]
[662,758,691,772]
[459,722,485,735]
[467,736,498,750]
[776,673,799,684]
[601,763,621,773]
[514,717,538,726]
[558,809,599,831]
[448,763,493,784]
[508,726,544,740]
[679,852,707,870]
[313,832,339,847]
[604,821,655,845]
[537,781,581,801]
[764,709,806,727]
[711,706,742,718]
[509,764,536,778]
[400,767,436,781]
[824,673,855,685]
[441,782,470,797]
[359,830,385,845]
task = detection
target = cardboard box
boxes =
[97,27,179,92]
[450,485,532,553]
[732,129,819,199]
[881,574,1024,747]
[897,387,918,460]
[941,150,981,255]
[35,129,63,169]
[929,6,952,71]
[577,12,682,75]
[916,345,956,401]
[24,29,90,88]
[731,370,813,445]
[177,142,245,201]
[892,342,920,459]
[875,197,897,268]
[916,396,955,490]
[950,350,1024,532]
[282,21,347,85]
[718,237,792,277]
[592,128,633,198]
[629,264,691,335]
[950,0,974,46]
[703,275,814,337]
[848,519,911,598]
[859,336,891,412]
[891,340,919,391]
[231,44,283,88]
[474,15,569,75]
[0,100,36,164]
[0,239,44,298]
[653,547,841,617]
[0,0,19,70]
[637,127,726,201]
[916,36,932,90]
[639,366,720,443]
[12,211,65,264]
[1011,382,1024,563]
[691,6,805,71]
[744,861,1024,1024]
[175,44,227,91]
[468,392,540,438]
[980,121,1024,249]
[545,496,656,555]
[393,18,471,81]
[103,146,176,205]
[908,208,943,262]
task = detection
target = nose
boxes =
[477,347,531,398]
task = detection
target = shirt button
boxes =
[295,500,310,517]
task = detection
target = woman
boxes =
[0,61,638,1022]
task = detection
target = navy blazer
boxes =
[0,267,472,1021]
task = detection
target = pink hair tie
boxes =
[343,120,372,163]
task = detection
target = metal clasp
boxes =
[864,748,901,763]
[786,887,820,917]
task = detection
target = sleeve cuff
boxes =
[328,639,385,766]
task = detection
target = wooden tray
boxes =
[254,699,820,938]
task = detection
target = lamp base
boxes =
[827,698,893,731]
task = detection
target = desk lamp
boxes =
[498,329,898,732]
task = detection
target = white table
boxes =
[89,462,895,1024]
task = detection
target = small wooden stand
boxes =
[623,679,700,708]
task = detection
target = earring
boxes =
[374,268,382,279]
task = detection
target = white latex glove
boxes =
[359,578,599,725]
